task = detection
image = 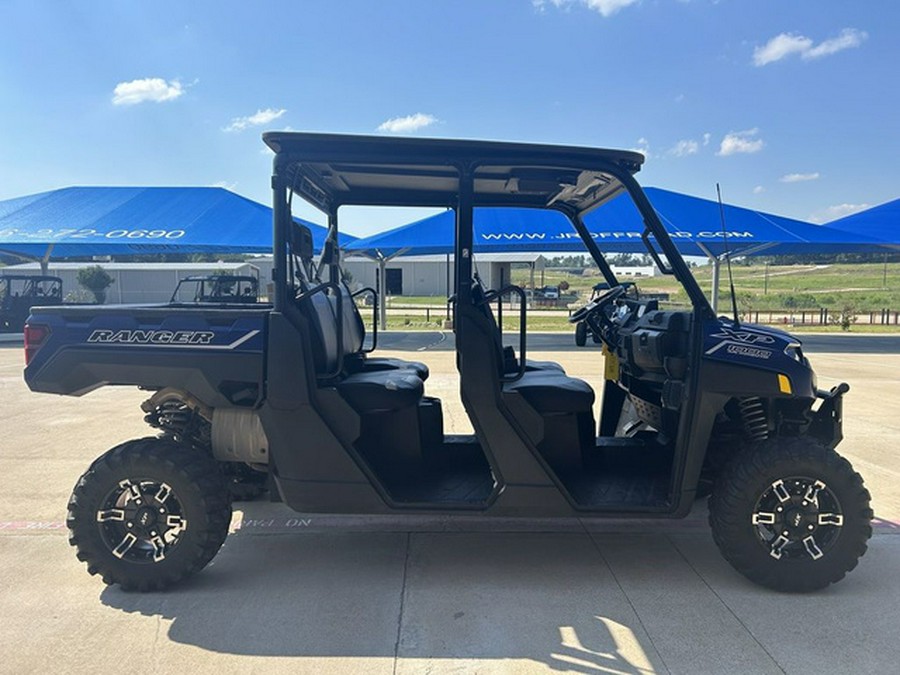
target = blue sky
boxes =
[1,0,897,236]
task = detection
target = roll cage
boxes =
[264,132,713,318]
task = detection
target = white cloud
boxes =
[210,180,237,191]
[702,132,711,146]
[804,28,868,60]
[377,113,438,134]
[780,172,820,183]
[753,185,765,194]
[112,78,184,106]
[224,108,286,132]
[533,0,639,18]
[810,203,870,224]
[753,28,867,66]
[668,139,699,157]
[584,0,639,16]
[752,33,812,66]
[717,128,764,156]
[628,137,651,156]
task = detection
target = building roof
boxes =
[6,261,255,272]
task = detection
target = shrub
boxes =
[76,265,114,304]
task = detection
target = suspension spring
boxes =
[738,397,769,441]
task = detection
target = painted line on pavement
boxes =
[4,515,900,535]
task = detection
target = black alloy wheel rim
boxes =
[96,478,188,563]
[751,475,844,562]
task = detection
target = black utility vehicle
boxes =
[1,274,62,332]
[24,133,871,592]
[575,281,638,346]
[170,274,260,304]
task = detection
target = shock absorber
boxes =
[738,397,769,441]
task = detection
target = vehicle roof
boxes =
[178,275,258,282]
[263,132,644,213]
[0,274,62,282]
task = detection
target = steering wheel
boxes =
[569,285,625,324]
[569,285,626,346]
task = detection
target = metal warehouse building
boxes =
[3,262,261,304]
[341,253,548,298]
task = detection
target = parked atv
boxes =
[24,133,871,592]
[1,275,62,332]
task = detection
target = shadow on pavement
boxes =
[98,530,663,672]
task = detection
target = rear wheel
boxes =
[709,436,872,592]
[67,437,232,591]
[575,321,587,346]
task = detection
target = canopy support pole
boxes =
[378,257,387,331]
[40,244,54,276]
[446,252,451,318]
[529,262,535,309]
[697,243,720,314]
[373,247,410,331]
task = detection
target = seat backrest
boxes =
[333,284,366,356]
[470,282,512,376]
[290,223,344,377]
[296,289,341,376]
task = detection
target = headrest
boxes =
[290,222,314,260]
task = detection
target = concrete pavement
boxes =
[2,336,900,674]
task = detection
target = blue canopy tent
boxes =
[346,187,888,320]
[0,186,349,272]
[826,198,900,247]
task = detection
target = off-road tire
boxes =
[575,321,587,347]
[709,436,872,592]
[67,437,232,591]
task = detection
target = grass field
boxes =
[508,261,900,313]
[387,262,900,313]
[380,261,900,331]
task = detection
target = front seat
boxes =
[470,282,565,376]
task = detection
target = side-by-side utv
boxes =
[169,274,260,304]
[24,133,871,592]
[1,274,62,332]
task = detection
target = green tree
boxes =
[77,265,115,304]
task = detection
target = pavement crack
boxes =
[392,532,412,675]
[667,534,787,675]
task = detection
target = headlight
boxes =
[784,342,803,362]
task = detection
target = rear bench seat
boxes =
[301,288,425,415]
[335,284,429,381]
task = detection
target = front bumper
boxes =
[809,382,849,449]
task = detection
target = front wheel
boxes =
[67,437,232,591]
[709,436,872,592]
